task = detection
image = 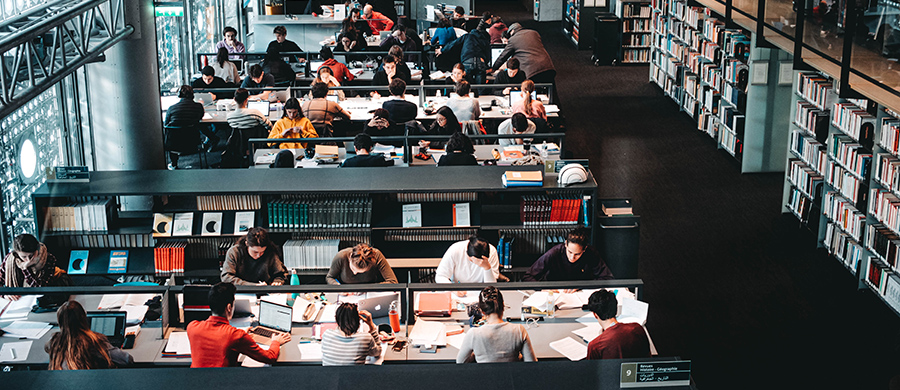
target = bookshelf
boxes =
[564,0,605,49]
[31,167,600,282]
[616,0,651,64]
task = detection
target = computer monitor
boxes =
[509,90,537,108]
[248,101,270,113]
[258,300,292,333]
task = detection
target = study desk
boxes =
[252,147,405,168]
[252,15,344,54]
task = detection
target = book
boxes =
[68,250,89,274]
[233,211,255,234]
[601,200,633,216]
[502,173,544,187]
[152,213,174,237]
[502,147,525,160]
[452,203,470,227]
[402,204,422,228]
[314,145,339,161]
[201,212,223,236]
[172,213,194,236]
[108,250,128,273]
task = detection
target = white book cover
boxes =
[201,212,223,236]
[171,213,194,236]
[402,204,422,228]
[152,213,174,237]
[453,203,470,227]
[233,211,255,235]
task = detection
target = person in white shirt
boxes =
[498,113,535,146]
[435,235,499,283]
[443,80,481,122]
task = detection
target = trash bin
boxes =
[592,13,621,66]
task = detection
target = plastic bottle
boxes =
[546,291,556,317]
[289,269,300,304]
[388,300,401,333]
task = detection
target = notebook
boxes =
[414,292,451,317]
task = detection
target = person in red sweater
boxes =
[362,4,393,33]
[585,289,650,360]
[319,46,354,83]
[187,282,291,367]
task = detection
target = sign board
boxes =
[621,360,692,388]
[47,166,90,182]
[545,159,589,173]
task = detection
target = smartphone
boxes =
[392,340,407,351]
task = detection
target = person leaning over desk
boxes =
[379,25,418,62]
[45,301,134,370]
[489,23,556,85]
[444,80,481,121]
[303,82,351,137]
[382,78,417,123]
[585,289,650,360]
[241,64,276,101]
[268,97,318,149]
[362,4,394,33]
[1,233,67,300]
[326,242,397,284]
[524,228,614,282]
[498,113,535,147]
[221,227,288,285]
[457,286,536,363]
[187,282,290,367]
[321,302,382,366]
[493,58,526,95]
[191,66,231,100]
[438,131,477,166]
[319,46,355,84]
[436,235,499,283]
[340,133,395,167]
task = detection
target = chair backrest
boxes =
[164,125,202,153]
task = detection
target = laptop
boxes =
[269,87,291,103]
[491,47,504,66]
[326,95,340,102]
[379,30,391,41]
[248,300,293,343]
[509,90,537,108]
[87,311,127,347]
[248,100,270,114]
[356,293,400,318]
[309,61,325,73]
[194,92,215,106]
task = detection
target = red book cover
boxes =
[550,197,560,224]
[574,197,583,224]
[520,196,527,224]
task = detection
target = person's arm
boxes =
[492,43,515,71]
[455,331,476,363]
[484,245,499,282]
[325,251,344,285]
[523,249,552,282]
[590,247,615,280]
[231,63,241,85]
[536,102,547,121]
[434,245,456,283]
[473,100,482,119]
[440,34,462,56]
[379,36,393,49]
[268,250,288,285]
[235,331,281,364]
[520,327,537,362]
[342,64,355,82]
[333,102,352,120]
[301,118,319,138]
[382,14,394,31]
[106,343,135,367]
[268,119,286,146]
[221,248,254,285]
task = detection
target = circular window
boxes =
[17,135,39,183]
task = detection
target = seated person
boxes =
[210,47,240,85]
[444,80,481,121]
[302,82,351,137]
[221,227,287,285]
[512,80,547,122]
[384,46,412,81]
[216,26,246,60]
[320,46,354,83]
[372,54,410,85]
[338,17,367,53]
[226,88,272,132]
[456,286,536,363]
[340,133,395,167]
[270,150,295,168]
[445,63,473,87]
[321,302,381,366]
[363,108,403,146]
[164,85,220,167]
[241,64,276,101]
[498,113,535,147]
[380,26,418,61]
[187,282,290,367]
[261,46,296,85]
[382,78,417,123]
[438,131,478,166]
[487,16,508,44]
[418,106,461,150]
[2,233,66,296]
[494,58,526,95]
[431,17,458,47]
[191,66,230,100]
[435,235,499,283]
[326,243,398,284]
[524,228,614,282]
[349,8,373,38]
[586,289,651,360]
[451,6,467,29]
[266,25,303,61]
[268,97,318,149]
[45,301,134,369]
[311,66,345,100]
[362,4,394,33]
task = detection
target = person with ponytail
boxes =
[456,286,536,363]
[511,80,547,122]
[1,233,66,300]
[45,301,133,370]
[221,227,288,285]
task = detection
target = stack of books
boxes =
[502,171,543,187]
[154,241,186,276]
[314,145,339,162]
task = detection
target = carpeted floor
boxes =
[474,1,900,388]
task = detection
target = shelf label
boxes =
[48,166,89,182]
[402,204,422,228]
[621,360,692,388]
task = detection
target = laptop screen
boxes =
[491,48,504,66]
[509,90,537,107]
[87,312,126,338]
[326,95,340,102]
[259,300,292,332]
[248,101,270,114]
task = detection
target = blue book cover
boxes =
[108,250,128,274]
[68,250,89,274]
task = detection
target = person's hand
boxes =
[3,295,20,301]
[418,140,430,148]
[370,91,381,98]
[468,255,491,270]
[502,87,511,95]
[392,29,401,38]
[272,280,283,286]
[210,92,217,100]
[386,68,396,80]
[435,48,442,56]
[455,291,467,297]
[299,58,307,63]
[271,332,291,345]
[359,310,375,327]
[281,128,293,137]
[257,282,267,286]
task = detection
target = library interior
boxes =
[2,0,900,388]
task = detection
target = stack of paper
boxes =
[161,332,191,357]
[97,293,154,325]
[549,337,588,361]
[314,145,339,161]
[408,320,447,346]
[3,321,52,339]
[0,296,38,320]
[0,341,32,362]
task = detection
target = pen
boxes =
[11,349,16,359]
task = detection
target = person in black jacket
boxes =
[417,106,461,150]
[493,57,526,95]
[266,25,304,62]
[382,78,418,123]
[341,133,394,167]
[261,46,296,86]
[523,228,614,281]
[363,108,403,147]
[438,131,477,166]
[164,85,220,168]
[438,18,491,85]
[337,17,367,54]
[191,66,231,100]
[372,55,410,85]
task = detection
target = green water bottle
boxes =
[289,269,300,303]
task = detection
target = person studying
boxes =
[320,302,382,366]
[210,47,240,85]
[444,80,481,121]
[266,25,303,61]
[523,228,614,282]
[216,26,245,61]
[1,233,67,299]
[302,82,351,137]
[241,64,276,101]
[187,282,290,367]
[435,235,499,283]
[319,46,355,83]
[585,290,650,360]
[44,301,134,370]
[340,133,395,167]
[362,4,393,33]
[191,66,231,100]
[326,243,397,284]
[268,97,318,149]
[221,227,288,285]
[456,286,536,363]
[497,113,535,147]
[438,132,478,166]
[382,78,417,124]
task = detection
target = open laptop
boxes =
[356,293,399,318]
[248,100,270,114]
[326,95,340,102]
[509,90,537,108]
[379,30,391,41]
[491,47,504,66]
[248,300,292,343]
[269,87,291,103]
[309,61,325,73]
[194,92,215,106]
[87,311,127,347]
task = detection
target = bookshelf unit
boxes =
[564,0,605,49]
[615,0,651,64]
[32,167,600,283]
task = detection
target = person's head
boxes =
[335,302,361,336]
[438,17,452,28]
[177,84,194,100]
[201,66,216,84]
[56,300,90,335]
[446,131,475,154]
[320,45,334,60]
[454,6,465,18]
[363,4,373,17]
[13,233,40,261]
[341,35,353,48]
[216,47,230,67]
[587,289,617,321]
[392,28,407,42]
[382,54,398,75]
[317,65,335,82]
[511,113,528,133]
[478,286,504,318]
[508,23,522,35]
[434,106,459,130]
[451,63,466,83]
[354,133,374,153]
[506,58,519,76]
[348,243,377,274]
[234,88,250,106]
[466,235,491,259]
[350,8,361,20]
[481,11,492,23]
[389,78,406,96]
[223,26,238,43]
[238,227,273,259]
[371,107,390,120]
[388,45,404,61]
[283,97,303,120]
[271,150,295,168]
[208,282,237,317]
[311,82,329,98]
[249,64,264,82]
[273,25,287,42]
[564,228,590,263]
[455,80,471,97]
[491,16,503,25]
[49,301,113,370]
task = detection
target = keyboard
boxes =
[250,327,276,337]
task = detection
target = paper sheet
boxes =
[124,305,149,325]
[618,298,649,325]
[97,294,127,310]
[3,321,52,339]
[318,304,338,323]
[297,342,323,360]
[0,295,38,320]
[164,332,191,355]
[408,320,446,346]
[571,323,602,342]
[446,332,466,350]
[0,341,32,362]
[576,313,596,324]
[240,343,270,367]
[549,337,587,361]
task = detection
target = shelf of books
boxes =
[616,0,652,64]
[31,168,600,283]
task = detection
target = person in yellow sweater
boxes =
[267,98,318,149]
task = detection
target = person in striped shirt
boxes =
[226,88,272,131]
[320,302,382,366]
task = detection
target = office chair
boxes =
[164,124,208,169]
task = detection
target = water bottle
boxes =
[546,291,556,317]
[541,140,549,158]
[289,269,300,304]
[388,300,401,333]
